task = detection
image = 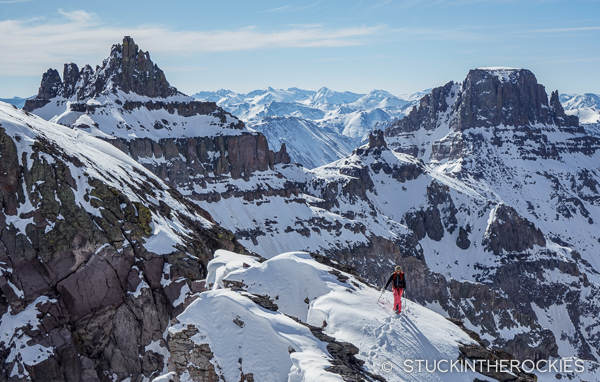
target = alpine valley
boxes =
[1,37,599,382]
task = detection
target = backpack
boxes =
[392,272,405,288]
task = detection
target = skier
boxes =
[382,265,406,314]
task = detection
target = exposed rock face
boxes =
[387,81,457,136]
[368,129,387,149]
[0,107,246,382]
[112,133,290,188]
[24,36,179,108]
[38,69,62,100]
[120,36,176,98]
[484,204,546,254]
[454,68,579,130]
[388,69,579,138]
[168,326,219,382]
[457,342,537,382]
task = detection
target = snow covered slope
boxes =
[158,250,599,382]
[0,97,29,109]
[0,101,245,381]
[251,116,356,169]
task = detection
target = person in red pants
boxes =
[383,265,406,314]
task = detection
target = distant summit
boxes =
[388,68,579,143]
[20,36,250,139]
[24,36,180,112]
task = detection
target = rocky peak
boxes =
[549,89,576,126]
[386,68,579,140]
[367,129,388,149]
[386,81,458,137]
[454,68,578,130]
[24,36,180,111]
[62,62,80,99]
[37,68,62,99]
[117,36,178,98]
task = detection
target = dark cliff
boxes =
[387,68,580,140]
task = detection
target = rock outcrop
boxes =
[0,105,246,382]
[484,204,546,254]
[112,133,290,188]
[387,69,579,140]
[454,68,579,130]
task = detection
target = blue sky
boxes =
[0,0,599,98]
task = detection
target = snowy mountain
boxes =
[188,69,600,369]
[192,87,418,168]
[350,89,411,115]
[23,38,246,141]
[0,97,29,109]
[561,92,600,110]
[560,92,600,136]
[0,101,246,381]
[250,116,356,169]
[20,36,600,381]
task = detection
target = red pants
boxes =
[393,288,404,313]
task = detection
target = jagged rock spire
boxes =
[368,129,388,149]
[118,36,176,98]
[24,36,180,111]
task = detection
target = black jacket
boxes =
[384,272,406,290]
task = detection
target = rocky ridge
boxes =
[23,37,246,139]
[0,103,246,382]
[25,36,179,108]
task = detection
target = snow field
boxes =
[166,250,491,382]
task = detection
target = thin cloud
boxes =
[0,0,32,3]
[260,5,292,12]
[57,9,97,23]
[258,1,322,13]
[531,26,600,33]
[389,26,489,41]
[370,0,522,9]
[0,10,384,76]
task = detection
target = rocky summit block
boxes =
[387,68,579,139]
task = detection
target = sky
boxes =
[0,0,599,98]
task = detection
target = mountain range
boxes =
[1,37,599,382]
[191,87,425,169]
[192,87,600,172]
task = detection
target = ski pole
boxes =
[377,288,385,303]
